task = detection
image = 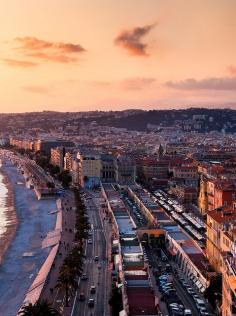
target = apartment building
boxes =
[34,139,74,154]
[206,206,236,272]
[198,174,209,215]
[207,179,236,212]
[114,156,136,185]
[221,236,236,316]
[100,154,115,182]
[50,147,65,171]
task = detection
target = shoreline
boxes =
[0,167,18,266]
[0,157,57,316]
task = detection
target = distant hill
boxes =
[94,108,236,133]
[1,108,236,133]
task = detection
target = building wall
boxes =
[206,214,222,271]
[50,147,64,171]
[198,176,208,215]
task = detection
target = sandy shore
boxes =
[0,169,18,265]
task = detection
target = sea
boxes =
[0,172,9,241]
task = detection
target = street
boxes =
[71,191,110,316]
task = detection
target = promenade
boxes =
[39,191,77,314]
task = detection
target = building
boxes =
[206,206,236,315]
[198,174,209,215]
[64,151,74,172]
[101,154,115,183]
[71,157,83,187]
[206,206,236,272]
[207,179,236,212]
[10,137,34,151]
[171,185,198,205]
[77,151,101,187]
[221,233,236,316]
[34,139,74,154]
[101,184,159,316]
[173,165,199,187]
[166,224,212,293]
[50,147,65,171]
[114,156,136,185]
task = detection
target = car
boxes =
[186,287,195,295]
[81,273,88,280]
[88,239,93,244]
[163,289,176,296]
[195,299,207,312]
[94,256,99,261]
[79,292,85,301]
[90,285,96,294]
[161,282,173,287]
[161,286,174,292]
[88,298,95,307]
[184,309,192,315]
[193,294,200,301]
[181,281,189,287]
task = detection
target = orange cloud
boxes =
[26,52,77,63]
[12,36,86,64]
[114,24,156,56]
[23,85,50,94]
[165,77,236,90]
[121,77,156,90]
[2,58,38,67]
[15,37,85,53]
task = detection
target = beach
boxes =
[0,162,57,316]
[0,170,17,266]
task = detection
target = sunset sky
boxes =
[0,0,236,113]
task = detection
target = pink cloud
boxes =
[114,24,156,56]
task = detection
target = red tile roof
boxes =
[127,287,158,315]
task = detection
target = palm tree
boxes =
[19,299,59,316]
[56,264,78,307]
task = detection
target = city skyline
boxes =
[0,0,236,112]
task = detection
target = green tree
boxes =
[56,264,78,307]
[58,170,72,188]
[19,299,59,316]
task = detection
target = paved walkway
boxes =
[40,192,77,314]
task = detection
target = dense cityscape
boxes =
[1,0,236,315]
[0,108,235,315]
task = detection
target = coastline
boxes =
[0,167,18,265]
[0,160,57,316]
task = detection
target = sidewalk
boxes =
[40,193,77,314]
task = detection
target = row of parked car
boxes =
[157,273,191,316]
[178,276,213,316]
[124,196,147,226]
